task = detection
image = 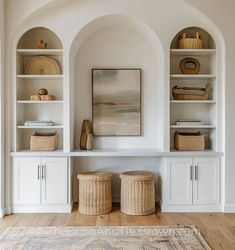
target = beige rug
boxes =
[0,226,211,249]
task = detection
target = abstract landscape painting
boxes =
[92,69,141,136]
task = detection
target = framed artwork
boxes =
[92,68,141,136]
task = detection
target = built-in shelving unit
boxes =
[15,27,64,151]
[170,27,218,152]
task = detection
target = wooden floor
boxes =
[0,204,235,249]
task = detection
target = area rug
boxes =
[0,226,211,249]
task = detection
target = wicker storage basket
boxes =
[172,83,211,100]
[174,131,205,151]
[25,56,61,75]
[178,32,202,49]
[77,172,113,215]
[119,171,155,215]
[30,131,58,151]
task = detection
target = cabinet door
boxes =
[193,157,220,205]
[166,158,193,205]
[41,157,68,205]
[13,157,41,205]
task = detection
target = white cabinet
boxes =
[163,157,220,211]
[193,158,220,205]
[166,158,192,205]
[13,157,41,205]
[12,157,71,213]
[41,158,68,205]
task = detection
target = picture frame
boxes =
[92,68,141,136]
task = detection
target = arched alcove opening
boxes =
[15,27,64,151]
[169,26,219,151]
[69,15,165,151]
[17,27,63,49]
[69,15,164,202]
[170,27,216,49]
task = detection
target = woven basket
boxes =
[25,56,61,75]
[174,131,205,151]
[30,131,58,151]
[120,171,155,215]
[178,32,202,49]
[77,172,113,215]
[172,83,211,100]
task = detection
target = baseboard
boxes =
[12,204,72,213]
[0,207,12,217]
[4,206,12,215]
[224,204,235,213]
[161,205,223,213]
[0,209,4,218]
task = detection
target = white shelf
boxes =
[170,125,216,129]
[17,125,63,129]
[170,74,216,80]
[170,49,216,56]
[170,100,216,104]
[10,149,224,157]
[17,100,64,104]
[17,49,63,55]
[17,75,63,79]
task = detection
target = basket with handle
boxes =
[178,32,202,49]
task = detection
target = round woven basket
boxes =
[77,172,113,215]
[120,171,155,215]
[25,56,61,75]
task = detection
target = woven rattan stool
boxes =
[120,171,155,215]
[77,172,113,215]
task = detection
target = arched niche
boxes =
[17,27,63,49]
[170,27,216,49]
[69,15,165,150]
[169,26,218,151]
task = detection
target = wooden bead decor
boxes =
[180,57,200,74]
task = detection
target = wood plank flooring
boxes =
[0,204,234,249]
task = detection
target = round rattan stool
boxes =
[77,172,113,215]
[120,171,155,215]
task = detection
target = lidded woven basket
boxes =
[77,172,113,215]
[120,171,155,215]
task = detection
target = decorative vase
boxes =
[80,120,93,150]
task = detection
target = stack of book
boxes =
[24,121,55,127]
[175,119,204,126]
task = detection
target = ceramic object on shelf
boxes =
[36,40,48,49]
[80,120,93,150]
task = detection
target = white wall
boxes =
[3,0,235,211]
[0,0,4,217]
